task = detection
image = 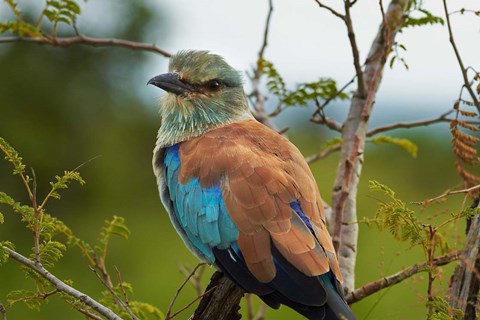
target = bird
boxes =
[148,50,356,320]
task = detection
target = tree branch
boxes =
[2,246,122,320]
[0,36,172,57]
[442,0,480,113]
[412,184,480,206]
[305,144,342,164]
[366,110,455,136]
[347,251,461,304]
[250,0,277,130]
[331,0,409,292]
[0,302,6,320]
[313,0,346,20]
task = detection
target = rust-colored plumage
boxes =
[178,119,342,283]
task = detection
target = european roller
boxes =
[149,50,356,320]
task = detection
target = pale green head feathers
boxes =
[149,50,252,147]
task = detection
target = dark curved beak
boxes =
[147,72,194,96]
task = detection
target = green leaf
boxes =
[0,137,26,175]
[0,241,14,266]
[96,216,130,257]
[403,8,444,29]
[427,296,463,320]
[32,240,66,269]
[368,135,418,157]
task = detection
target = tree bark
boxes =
[191,272,244,320]
[331,0,409,292]
[447,199,480,319]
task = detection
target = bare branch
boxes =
[367,110,455,136]
[346,251,460,304]
[306,144,341,164]
[250,0,277,130]
[168,286,216,320]
[2,246,121,320]
[344,0,366,97]
[442,0,480,113]
[311,75,356,120]
[166,263,206,320]
[78,308,103,320]
[114,266,130,308]
[313,0,346,20]
[0,36,172,57]
[412,184,480,206]
[258,0,273,62]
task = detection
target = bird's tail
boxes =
[318,274,356,320]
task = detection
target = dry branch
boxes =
[347,251,460,304]
[0,36,172,57]
[442,0,480,113]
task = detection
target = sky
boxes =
[145,0,479,123]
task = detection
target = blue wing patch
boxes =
[163,144,239,263]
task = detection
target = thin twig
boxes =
[313,0,345,20]
[89,267,140,320]
[30,168,41,265]
[253,303,268,320]
[0,36,172,57]
[311,75,356,119]
[168,286,217,320]
[78,308,103,320]
[2,246,122,320]
[114,266,130,307]
[442,0,480,113]
[258,0,273,61]
[344,0,366,97]
[412,184,480,206]
[346,251,460,304]
[249,0,277,130]
[305,144,342,164]
[246,294,254,320]
[165,263,206,320]
[367,110,455,136]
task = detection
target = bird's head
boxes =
[149,50,252,146]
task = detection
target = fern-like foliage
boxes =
[427,296,464,320]
[369,180,425,246]
[0,138,164,319]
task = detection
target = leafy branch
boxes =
[0,0,171,57]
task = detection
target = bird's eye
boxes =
[207,80,222,91]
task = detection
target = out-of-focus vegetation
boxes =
[0,1,474,320]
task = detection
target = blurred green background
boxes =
[0,1,471,319]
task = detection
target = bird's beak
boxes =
[147,72,194,96]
